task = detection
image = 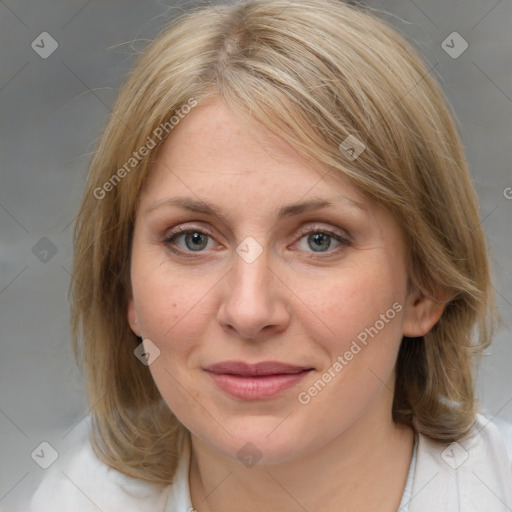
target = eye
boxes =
[293,225,350,256]
[162,224,351,258]
[163,226,215,254]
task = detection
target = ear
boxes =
[127,298,142,337]
[402,286,451,338]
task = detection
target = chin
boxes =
[198,421,312,467]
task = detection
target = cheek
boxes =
[297,258,405,351]
[295,260,406,413]
[132,266,209,413]
[131,246,214,344]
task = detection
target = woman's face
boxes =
[128,98,435,464]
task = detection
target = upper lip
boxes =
[204,361,313,377]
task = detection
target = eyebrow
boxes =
[143,196,366,221]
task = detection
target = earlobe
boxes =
[402,287,450,338]
[127,298,141,337]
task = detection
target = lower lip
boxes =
[205,371,311,400]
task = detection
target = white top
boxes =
[397,431,418,512]
[25,413,512,512]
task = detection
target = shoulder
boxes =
[464,413,512,473]
[409,414,512,512]
[28,417,172,512]
[490,414,512,464]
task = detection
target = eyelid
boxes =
[163,221,349,241]
[293,223,350,243]
[162,223,216,243]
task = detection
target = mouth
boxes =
[203,361,314,400]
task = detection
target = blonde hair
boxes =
[70,0,496,484]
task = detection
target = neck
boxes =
[188,393,414,512]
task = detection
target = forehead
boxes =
[140,99,369,214]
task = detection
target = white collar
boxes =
[408,413,512,511]
[163,432,194,512]
[162,414,512,512]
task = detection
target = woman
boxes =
[29,0,512,510]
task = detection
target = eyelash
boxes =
[162,224,351,259]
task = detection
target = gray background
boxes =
[0,0,511,509]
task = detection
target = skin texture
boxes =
[127,98,445,511]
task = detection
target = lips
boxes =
[203,361,312,377]
[203,361,313,400]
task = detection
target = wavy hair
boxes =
[70,0,496,484]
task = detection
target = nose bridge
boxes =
[217,239,289,340]
[230,241,272,303]
[228,230,271,288]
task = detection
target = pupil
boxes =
[186,232,207,251]
[310,233,330,252]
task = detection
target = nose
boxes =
[217,246,291,342]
